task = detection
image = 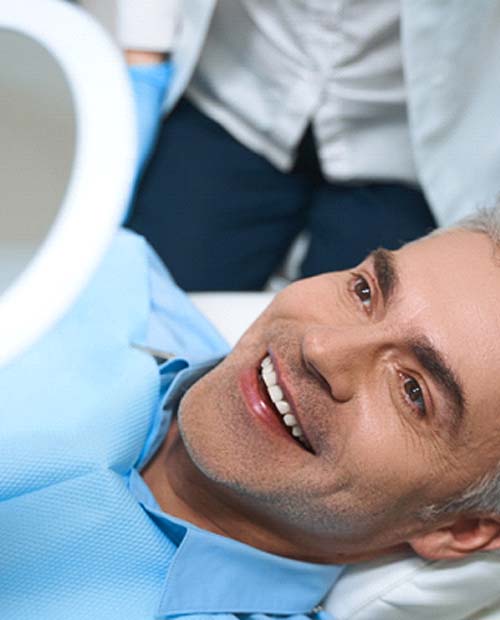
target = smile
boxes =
[260,355,312,451]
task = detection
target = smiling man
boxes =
[143,209,500,570]
[3,208,500,619]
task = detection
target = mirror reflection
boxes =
[0,29,76,294]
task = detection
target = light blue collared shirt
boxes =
[0,230,342,618]
[130,359,343,619]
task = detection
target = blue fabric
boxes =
[125,60,174,220]
[0,230,342,618]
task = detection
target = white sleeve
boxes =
[78,0,181,52]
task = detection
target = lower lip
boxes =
[239,367,297,444]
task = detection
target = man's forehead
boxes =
[399,231,500,324]
[394,230,500,431]
[396,229,496,268]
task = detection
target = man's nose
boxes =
[301,324,383,402]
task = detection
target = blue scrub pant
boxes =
[128,98,436,291]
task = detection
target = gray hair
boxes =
[419,202,500,521]
[421,468,500,521]
[450,204,500,246]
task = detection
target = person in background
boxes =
[129,1,439,291]
[78,0,179,203]
[83,2,500,295]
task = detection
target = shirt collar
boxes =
[130,471,343,617]
[160,355,223,413]
[131,357,343,616]
[135,356,223,470]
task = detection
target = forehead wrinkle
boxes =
[371,248,398,306]
[409,336,467,436]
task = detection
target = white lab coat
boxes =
[82,0,500,226]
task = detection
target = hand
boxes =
[125,50,168,66]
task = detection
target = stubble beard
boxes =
[176,371,363,542]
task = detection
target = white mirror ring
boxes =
[0,0,137,367]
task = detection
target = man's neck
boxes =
[141,419,408,564]
[141,419,311,557]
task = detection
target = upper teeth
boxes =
[260,355,304,441]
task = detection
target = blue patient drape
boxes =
[0,230,228,617]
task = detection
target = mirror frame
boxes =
[0,0,137,366]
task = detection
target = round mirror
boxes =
[0,1,137,367]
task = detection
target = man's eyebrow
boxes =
[410,337,466,434]
[368,248,466,432]
[370,248,399,306]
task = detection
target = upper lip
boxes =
[267,350,316,454]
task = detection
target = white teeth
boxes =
[268,384,283,403]
[283,414,297,427]
[262,370,277,387]
[276,400,290,414]
[259,355,308,448]
[261,355,272,368]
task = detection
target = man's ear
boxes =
[409,515,500,560]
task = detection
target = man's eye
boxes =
[403,376,426,416]
[353,276,372,309]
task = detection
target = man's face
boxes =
[178,231,500,559]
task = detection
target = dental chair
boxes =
[1,2,500,618]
